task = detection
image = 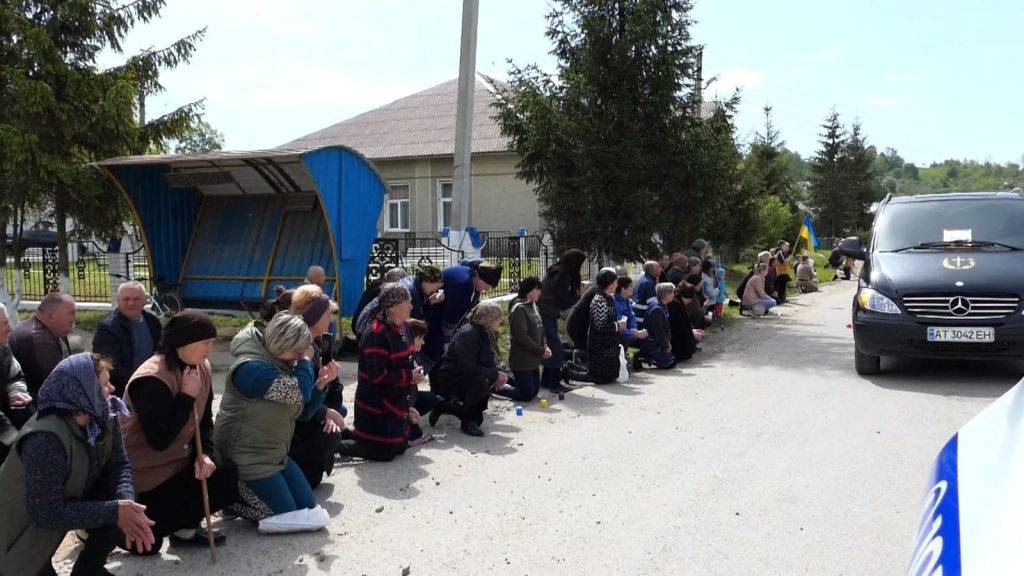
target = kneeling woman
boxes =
[563,270,625,385]
[430,301,506,437]
[499,277,549,402]
[350,283,425,460]
[0,353,155,575]
[215,313,330,534]
[122,310,238,551]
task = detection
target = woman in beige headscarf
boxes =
[429,301,506,437]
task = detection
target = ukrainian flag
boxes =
[798,214,818,255]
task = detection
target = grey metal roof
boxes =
[280,75,512,160]
[96,148,309,166]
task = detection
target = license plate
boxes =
[927,327,995,343]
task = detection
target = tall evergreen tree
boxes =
[1,0,205,293]
[740,106,801,247]
[807,110,848,236]
[840,122,876,230]
[495,0,740,260]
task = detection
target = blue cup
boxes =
[515,405,524,416]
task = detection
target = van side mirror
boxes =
[837,236,867,261]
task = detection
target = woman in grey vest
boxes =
[214,313,330,534]
[0,353,155,575]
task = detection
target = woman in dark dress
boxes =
[537,249,586,393]
[563,270,625,385]
[667,282,703,362]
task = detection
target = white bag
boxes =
[616,345,629,383]
[258,505,330,534]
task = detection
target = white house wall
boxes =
[374,153,542,235]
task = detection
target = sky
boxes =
[98,0,1024,165]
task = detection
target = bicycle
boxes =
[110,273,183,317]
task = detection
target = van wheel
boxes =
[855,348,881,375]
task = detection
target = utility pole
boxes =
[451,0,479,248]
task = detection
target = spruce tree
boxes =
[808,110,848,237]
[495,0,743,260]
[740,106,801,247]
[840,122,877,230]
[1,0,205,292]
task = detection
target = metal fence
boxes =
[365,231,642,301]
[3,243,150,302]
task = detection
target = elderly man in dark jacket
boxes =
[9,292,75,399]
[92,281,162,397]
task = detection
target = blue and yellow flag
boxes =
[797,214,818,254]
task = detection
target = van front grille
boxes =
[902,294,1020,319]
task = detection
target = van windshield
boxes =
[875,199,1024,252]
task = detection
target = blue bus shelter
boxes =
[96,147,386,316]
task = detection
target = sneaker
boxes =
[545,381,571,394]
[632,353,646,371]
[258,506,329,534]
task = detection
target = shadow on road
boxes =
[864,358,1023,399]
[352,452,434,499]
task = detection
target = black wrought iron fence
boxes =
[3,243,150,302]
[365,236,466,287]
[365,231,646,301]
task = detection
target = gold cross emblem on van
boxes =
[942,256,976,270]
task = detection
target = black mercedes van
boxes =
[839,191,1024,375]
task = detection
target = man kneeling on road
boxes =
[796,255,819,293]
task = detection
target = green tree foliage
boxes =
[742,107,801,207]
[1,0,205,290]
[840,122,876,230]
[739,106,801,249]
[807,110,849,237]
[918,159,1023,193]
[872,147,924,196]
[174,119,224,154]
[755,195,798,250]
[779,148,809,187]
[494,0,747,260]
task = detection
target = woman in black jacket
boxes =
[537,249,586,393]
[563,270,624,385]
[429,302,506,437]
[668,282,703,362]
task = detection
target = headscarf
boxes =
[36,353,110,445]
[548,249,587,286]
[162,309,218,350]
[375,282,411,322]
[469,301,503,328]
[468,301,503,359]
[300,294,331,327]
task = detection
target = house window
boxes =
[438,180,453,231]
[386,183,410,231]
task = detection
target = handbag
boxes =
[616,344,629,383]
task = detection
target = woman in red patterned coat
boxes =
[351,283,424,462]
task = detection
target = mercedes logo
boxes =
[949,296,972,316]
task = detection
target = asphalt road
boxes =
[81,280,1022,575]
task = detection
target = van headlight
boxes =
[856,288,901,314]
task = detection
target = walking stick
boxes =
[192,405,217,563]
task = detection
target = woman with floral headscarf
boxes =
[0,353,156,575]
[430,301,506,437]
[347,282,424,461]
